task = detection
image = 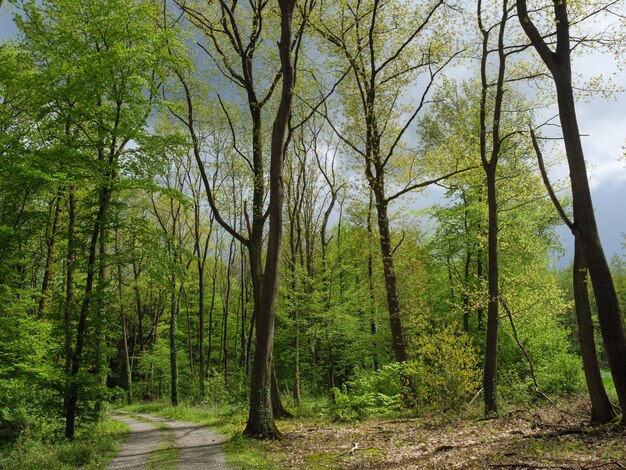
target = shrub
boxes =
[497,307,585,399]
[412,323,482,411]
[324,363,404,421]
[202,370,248,406]
[324,324,482,420]
[330,387,402,422]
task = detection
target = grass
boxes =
[122,402,246,435]
[0,417,129,470]
[224,432,284,469]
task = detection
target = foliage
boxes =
[326,364,404,421]
[497,299,586,399]
[202,371,250,407]
[135,338,176,401]
[325,325,481,421]
[411,324,482,411]
[0,417,127,470]
[0,312,61,442]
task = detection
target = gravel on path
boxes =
[107,415,163,470]
[114,412,229,470]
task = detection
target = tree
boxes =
[149,153,194,407]
[517,0,626,422]
[477,0,510,416]
[173,0,298,437]
[313,0,462,362]
[12,0,167,438]
[185,165,215,399]
[243,0,296,438]
[531,133,614,423]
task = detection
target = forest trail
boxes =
[107,415,162,469]
[109,412,229,470]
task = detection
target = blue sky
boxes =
[1,5,624,267]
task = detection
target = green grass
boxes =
[223,432,283,469]
[122,402,246,435]
[0,417,129,470]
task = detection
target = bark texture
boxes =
[573,240,615,423]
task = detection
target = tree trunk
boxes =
[288,193,302,403]
[170,270,178,407]
[239,251,248,369]
[271,367,293,419]
[63,187,76,410]
[373,194,408,363]
[573,239,614,423]
[326,341,335,390]
[478,0,507,416]
[483,167,499,415]
[243,0,295,438]
[367,191,380,370]
[198,260,206,396]
[517,0,626,425]
[184,287,194,375]
[132,258,145,356]
[208,240,219,373]
[245,306,255,375]
[39,192,62,318]
[196,205,211,398]
[477,252,485,331]
[221,239,235,385]
[462,251,471,333]
[554,73,626,420]
[117,234,132,405]
[65,182,111,439]
[292,300,302,403]
[94,204,109,414]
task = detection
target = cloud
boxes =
[572,48,626,189]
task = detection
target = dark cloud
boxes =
[555,182,626,268]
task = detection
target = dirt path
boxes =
[107,415,162,470]
[110,411,229,470]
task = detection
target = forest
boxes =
[1,0,626,467]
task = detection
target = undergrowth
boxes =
[0,417,128,470]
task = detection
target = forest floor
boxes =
[120,399,625,469]
[109,411,228,469]
[260,399,626,469]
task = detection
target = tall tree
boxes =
[517,0,626,423]
[186,165,214,399]
[13,0,166,437]
[313,0,462,362]
[531,131,615,423]
[243,0,296,438]
[477,0,510,416]
[173,0,298,437]
[150,155,193,406]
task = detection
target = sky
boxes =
[1,4,624,267]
